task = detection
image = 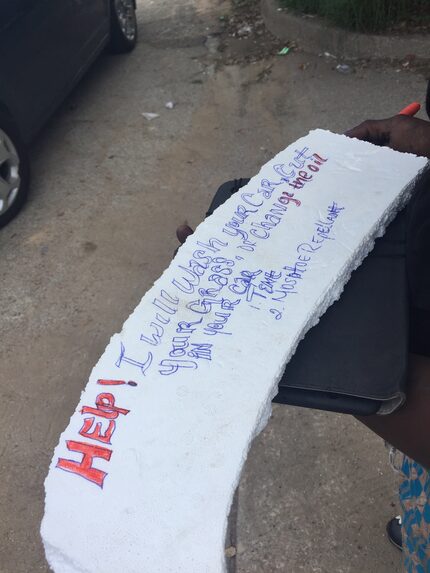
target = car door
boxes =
[0,0,77,141]
[70,0,110,67]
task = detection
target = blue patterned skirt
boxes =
[400,456,430,572]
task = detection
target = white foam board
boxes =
[41,130,427,573]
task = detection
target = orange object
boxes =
[398,102,421,116]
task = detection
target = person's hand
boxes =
[172,224,194,257]
[345,115,430,159]
[176,224,194,244]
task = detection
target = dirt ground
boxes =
[0,1,428,571]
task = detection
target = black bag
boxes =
[207,179,408,416]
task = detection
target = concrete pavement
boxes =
[1,1,428,571]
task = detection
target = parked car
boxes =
[0,0,138,228]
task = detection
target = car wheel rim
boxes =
[0,128,20,217]
[114,0,136,41]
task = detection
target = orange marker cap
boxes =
[398,102,421,116]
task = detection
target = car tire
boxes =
[109,0,138,54]
[0,111,30,229]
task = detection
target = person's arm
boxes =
[347,114,430,468]
[357,354,430,470]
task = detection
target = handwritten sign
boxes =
[41,130,427,572]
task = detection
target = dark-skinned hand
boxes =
[345,114,430,159]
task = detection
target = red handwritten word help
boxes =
[56,380,132,488]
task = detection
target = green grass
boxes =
[280,0,430,32]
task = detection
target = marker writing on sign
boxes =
[97,379,138,387]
